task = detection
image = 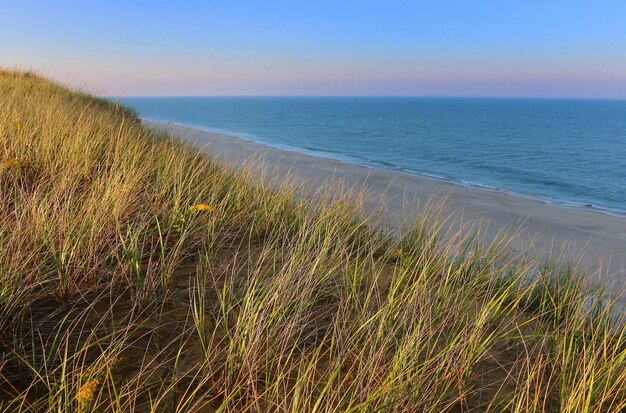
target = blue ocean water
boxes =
[121,97,626,215]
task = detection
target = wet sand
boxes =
[146,119,626,305]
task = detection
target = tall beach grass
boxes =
[0,70,625,412]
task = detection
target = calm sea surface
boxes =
[121,97,626,214]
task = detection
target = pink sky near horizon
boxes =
[6,53,626,98]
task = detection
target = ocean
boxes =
[121,97,626,215]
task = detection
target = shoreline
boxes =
[142,117,626,219]
[145,119,626,304]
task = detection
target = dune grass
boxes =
[0,70,625,412]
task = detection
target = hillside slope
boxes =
[0,71,624,412]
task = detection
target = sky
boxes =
[2,0,626,98]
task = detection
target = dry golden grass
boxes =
[0,70,625,412]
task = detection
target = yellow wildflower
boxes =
[190,204,216,213]
[76,378,100,403]
[1,160,20,169]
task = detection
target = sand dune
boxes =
[146,119,626,306]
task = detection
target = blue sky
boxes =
[2,0,626,97]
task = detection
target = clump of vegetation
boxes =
[0,70,624,412]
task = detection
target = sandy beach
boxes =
[146,119,626,303]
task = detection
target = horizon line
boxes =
[113,94,626,101]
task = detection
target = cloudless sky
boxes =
[2,0,626,97]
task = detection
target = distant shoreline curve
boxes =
[141,116,626,220]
